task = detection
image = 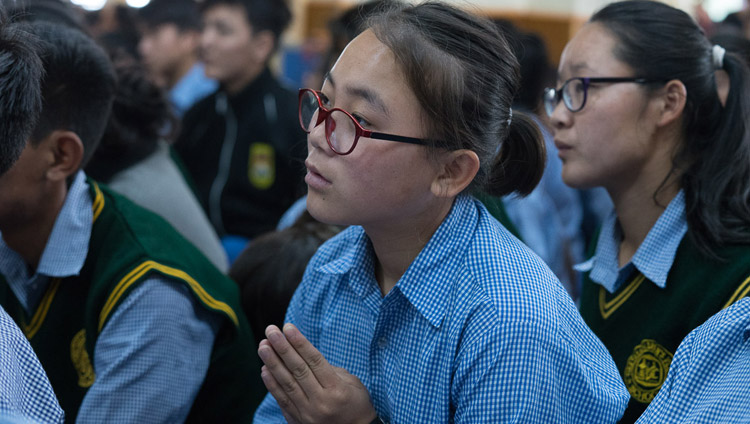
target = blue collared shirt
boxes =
[575,190,688,293]
[636,297,750,423]
[170,63,218,117]
[0,305,64,423]
[0,171,220,423]
[255,195,629,423]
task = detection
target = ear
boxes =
[430,149,480,198]
[43,130,84,182]
[251,30,275,65]
[654,79,687,128]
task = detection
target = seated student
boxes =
[635,297,750,423]
[175,0,306,263]
[86,55,229,272]
[253,2,629,422]
[136,0,217,117]
[546,1,750,421]
[0,22,263,423]
[0,8,64,423]
[230,211,342,349]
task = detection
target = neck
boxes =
[164,55,198,90]
[223,63,264,96]
[1,186,67,270]
[609,175,680,267]
[366,198,453,296]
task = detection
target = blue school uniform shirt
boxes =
[636,296,750,423]
[254,194,629,423]
[170,63,217,117]
[0,171,220,423]
[575,190,688,293]
[0,305,64,423]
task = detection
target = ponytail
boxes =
[485,110,546,197]
[682,51,750,257]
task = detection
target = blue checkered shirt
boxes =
[575,191,688,293]
[636,297,750,422]
[254,195,628,423]
[0,171,220,423]
[0,305,63,423]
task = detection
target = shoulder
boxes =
[462,200,565,321]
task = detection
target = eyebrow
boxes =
[324,72,391,118]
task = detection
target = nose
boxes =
[200,28,215,52]
[549,99,573,130]
[307,117,331,155]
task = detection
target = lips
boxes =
[304,161,332,189]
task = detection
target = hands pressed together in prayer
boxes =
[258,324,378,424]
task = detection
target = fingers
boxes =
[261,325,323,399]
[283,324,339,388]
[258,336,309,405]
[260,364,302,423]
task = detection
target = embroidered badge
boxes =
[248,143,275,189]
[70,329,96,388]
[624,339,673,403]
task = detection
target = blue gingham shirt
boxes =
[0,305,64,423]
[0,171,220,423]
[636,296,750,422]
[255,194,629,423]
[575,191,688,293]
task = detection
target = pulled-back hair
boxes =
[29,22,116,169]
[0,6,42,175]
[591,0,750,257]
[368,2,545,196]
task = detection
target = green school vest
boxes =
[580,235,750,423]
[0,181,265,423]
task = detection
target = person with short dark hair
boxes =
[546,1,750,421]
[174,0,306,263]
[137,0,217,116]
[230,211,342,349]
[253,2,629,422]
[0,7,64,423]
[0,22,264,422]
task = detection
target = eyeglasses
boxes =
[298,88,427,155]
[543,77,664,117]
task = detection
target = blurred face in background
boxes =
[200,4,273,94]
[138,23,200,88]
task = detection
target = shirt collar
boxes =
[36,170,92,277]
[575,190,687,292]
[315,195,477,328]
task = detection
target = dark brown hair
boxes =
[368,2,545,196]
[591,1,750,257]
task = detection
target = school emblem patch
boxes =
[624,339,673,403]
[71,329,95,388]
[248,143,275,189]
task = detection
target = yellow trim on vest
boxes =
[22,278,61,339]
[723,275,750,309]
[99,260,239,332]
[599,274,646,320]
[91,182,104,222]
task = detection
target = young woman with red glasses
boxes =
[546,1,750,422]
[253,2,629,422]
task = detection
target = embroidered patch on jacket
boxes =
[248,143,275,189]
[624,339,673,403]
[71,329,96,388]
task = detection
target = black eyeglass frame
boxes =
[544,77,665,116]
[298,88,428,156]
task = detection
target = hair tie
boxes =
[507,108,513,127]
[712,45,726,70]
